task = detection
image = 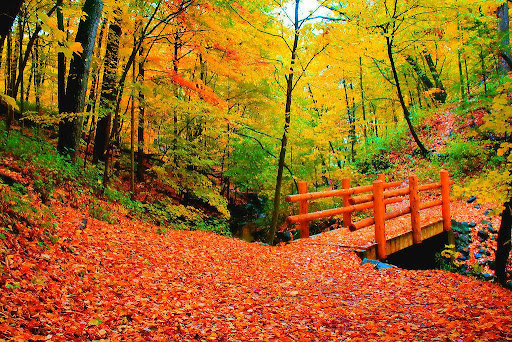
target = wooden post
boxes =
[298,181,309,238]
[373,180,386,260]
[342,177,352,229]
[378,173,387,211]
[409,174,422,244]
[440,170,451,232]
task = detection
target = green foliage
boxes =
[355,136,392,174]
[103,186,145,217]
[89,199,118,224]
[443,138,487,177]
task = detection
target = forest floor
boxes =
[1,176,512,341]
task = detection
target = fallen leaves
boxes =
[1,187,512,341]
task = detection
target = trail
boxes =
[1,196,511,341]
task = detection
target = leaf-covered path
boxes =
[2,199,512,341]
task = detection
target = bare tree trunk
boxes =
[480,47,488,95]
[386,36,429,157]
[422,49,447,102]
[268,0,300,245]
[57,0,103,159]
[130,47,136,194]
[359,57,367,142]
[0,0,24,47]
[137,45,145,182]
[458,48,466,100]
[497,2,511,73]
[93,8,122,163]
[495,199,512,285]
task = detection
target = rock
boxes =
[474,252,482,259]
[488,260,496,270]
[484,209,492,216]
[467,196,477,203]
[458,255,468,261]
[482,273,493,280]
[477,230,489,241]
[469,222,477,228]
[474,205,481,209]
[376,262,395,270]
[361,258,379,266]
[480,220,492,226]
[362,258,395,270]
[488,226,498,234]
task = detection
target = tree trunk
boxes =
[93,9,122,163]
[458,48,466,100]
[359,57,367,141]
[137,45,145,182]
[497,2,511,73]
[495,200,512,285]
[130,47,136,194]
[268,0,300,245]
[57,0,65,112]
[422,49,447,102]
[406,54,445,103]
[386,36,429,157]
[57,0,103,159]
[0,0,24,47]
[480,47,488,95]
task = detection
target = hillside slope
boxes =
[1,182,512,341]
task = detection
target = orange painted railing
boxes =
[285,170,453,259]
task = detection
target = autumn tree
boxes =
[57,0,103,158]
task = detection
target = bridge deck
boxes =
[303,201,448,254]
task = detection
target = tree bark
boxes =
[268,0,300,245]
[93,8,122,163]
[386,36,429,157]
[359,56,367,142]
[422,49,447,103]
[0,0,24,47]
[497,2,511,73]
[57,0,103,159]
[137,45,145,182]
[56,0,65,112]
[495,200,512,285]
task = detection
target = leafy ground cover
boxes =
[1,165,512,341]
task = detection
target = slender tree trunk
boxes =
[93,8,122,163]
[137,45,145,182]
[5,32,15,131]
[422,49,447,102]
[495,199,512,285]
[458,48,466,100]
[386,36,429,157]
[497,2,511,73]
[343,80,356,162]
[464,58,470,95]
[34,35,41,113]
[130,47,136,194]
[268,0,300,245]
[57,0,65,112]
[480,47,487,95]
[359,57,367,142]
[18,8,24,124]
[57,0,103,159]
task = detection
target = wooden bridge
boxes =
[285,171,454,260]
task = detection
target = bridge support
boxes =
[373,180,386,260]
[409,174,422,244]
[342,178,352,228]
[298,181,309,238]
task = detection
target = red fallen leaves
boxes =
[1,198,512,341]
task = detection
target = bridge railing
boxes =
[285,170,453,259]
